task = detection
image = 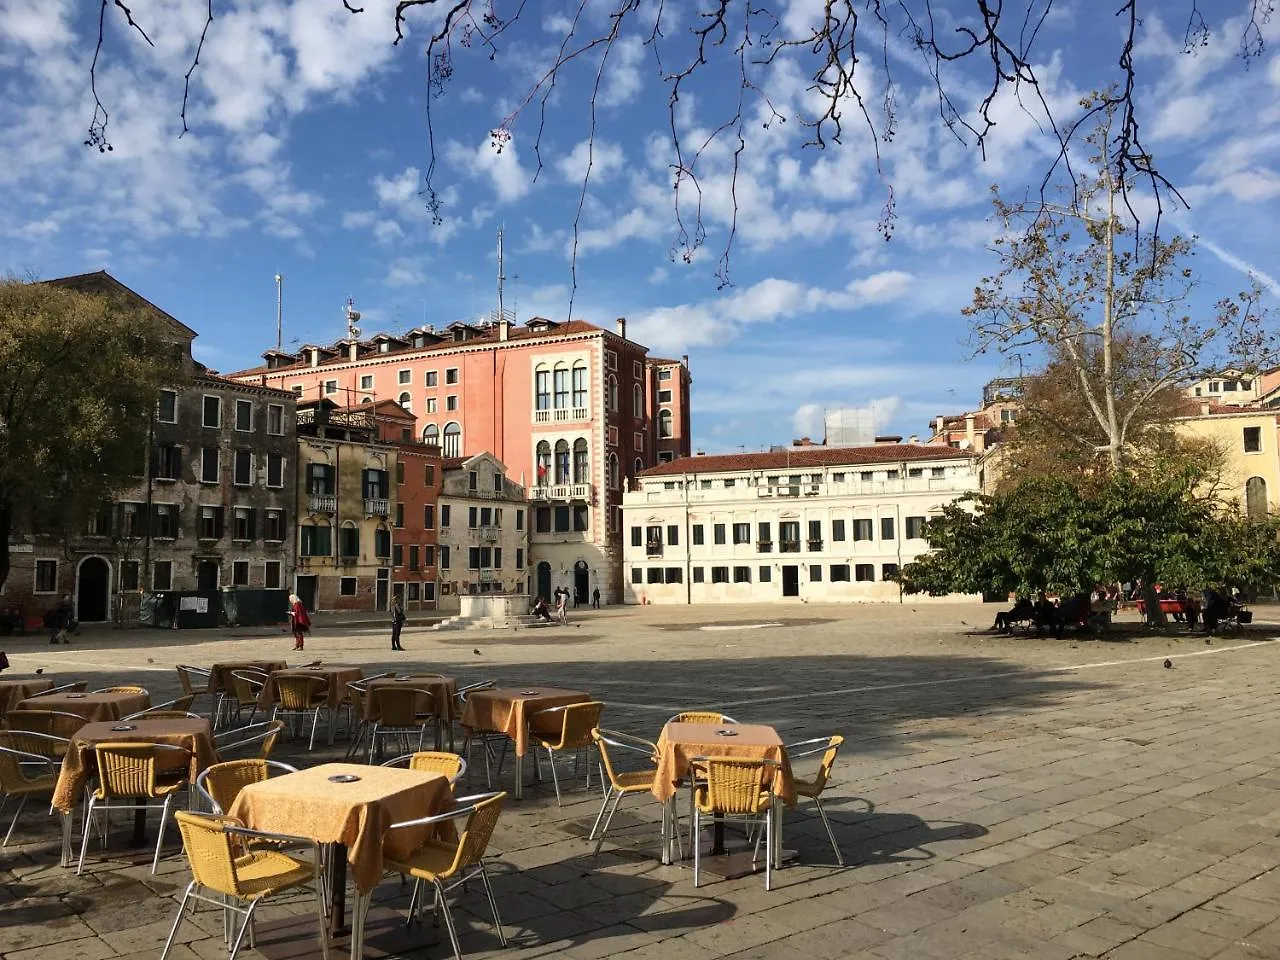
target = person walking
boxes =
[554,588,568,624]
[591,587,600,609]
[49,595,73,645]
[288,594,311,651]
[390,596,406,651]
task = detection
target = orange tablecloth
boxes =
[15,690,150,724]
[653,722,795,806]
[460,686,591,757]
[52,717,217,813]
[0,678,54,719]
[364,676,459,723]
[207,660,288,694]
[228,762,453,893]
[258,666,364,711]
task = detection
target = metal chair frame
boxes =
[20,680,88,698]
[528,702,604,806]
[270,677,330,751]
[194,759,299,814]
[366,686,438,763]
[690,755,779,891]
[221,671,267,729]
[380,751,468,786]
[589,729,679,857]
[0,740,58,845]
[4,709,86,742]
[667,711,739,725]
[92,685,149,695]
[0,729,70,761]
[455,681,501,786]
[214,720,286,760]
[784,735,845,866]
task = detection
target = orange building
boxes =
[229,316,692,601]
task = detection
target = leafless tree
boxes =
[84,0,1274,293]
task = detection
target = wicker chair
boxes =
[93,685,149,695]
[381,751,467,785]
[22,680,88,698]
[344,682,373,759]
[382,791,508,960]
[175,665,211,700]
[4,709,84,746]
[195,759,298,815]
[0,732,59,846]
[668,711,739,725]
[456,681,499,784]
[223,671,267,728]
[786,735,845,866]
[272,676,330,750]
[78,741,191,875]
[0,729,70,763]
[366,686,437,763]
[214,720,285,761]
[161,811,329,960]
[691,756,778,890]
[528,701,604,806]
[589,728,676,856]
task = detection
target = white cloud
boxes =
[342,210,376,230]
[373,219,404,244]
[556,139,626,183]
[385,257,426,287]
[1149,94,1215,142]
[444,135,531,202]
[374,166,421,208]
[598,35,645,108]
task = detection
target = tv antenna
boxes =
[345,297,362,339]
[274,273,283,350]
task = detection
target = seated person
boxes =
[992,597,1034,632]
[530,597,554,623]
[1032,593,1058,636]
[1202,586,1230,632]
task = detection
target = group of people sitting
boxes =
[991,583,1250,637]
[1155,585,1249,631]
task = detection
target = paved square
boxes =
[4,603,1280,960]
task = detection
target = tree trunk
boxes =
[1101,166,1122,470]
[0,499,11,595]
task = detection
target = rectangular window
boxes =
[571,365,587,408]
[832,473,844,482]
[494,472,503,493]
[360,374,374,390]
[440,545,450,569]
[468,471,478,492]
[267,404,284,436]
[34,559,57,593]
[406,582,420,601]
[409,545,420,571]
[658,369,672,381]
[201,447,219,483]
[631,567,643,584]
[881,517,895,540]
[908,468,924,479]
[810,564,823,582]
[324,380,338,395]
[423,582,437,601]
[339,526,360,558]
[692,524,704,546]
[883,562,899,580]
[515,547,524,569]
[339,577,357,597]
[832,519,846,541]
[395,503,404,529]
[157,390,177,423]
[446,368,458,384]
[426,371,438,387]
[855,564,876,582]
[441,505,451,527]
[423,545,435,566]
[234,399,253,432]
[666,524,679,546]
[759,566,772,583]
[733,566,751,583]
[306,462,334,495]
[665,567,682,583]
[424,505,435,529]
[447,395,458,411]
[396,462,405,485]
[853,519,873,541]
[424,465,435,486]
[692,566,705,583]
[232,561,250,586]
[574,505,589,532]
[723,478,735,488]
[830,564,851,582]
[931,467,946,478]
[469,547,480,570]
[233,449,252,486]
[906,516,926,539]
[732,523,750,545]
[515,509,524,531]
[658,389,672,403]
[264,510,284,542]
[199,505,224,540]
[468,506,478,528]
[554,506,571,532]
[646,567,663,584]
[393,544,404,566]
[711,566,729,584]
[1244,426,1262,453]
[154,444,181,481]
[231,507,254,541]
[425,397,437,414]
[714,523,726,545]
[757,522,772,547]
[398,369,411,385]
[119,560,141,591]
[152,560,173,592]
[300,524,332,557]
[266,453,284,488]
[152,504,178,539]
[493,548,502,569]
[779,521,800,552]
[202,395,221,428]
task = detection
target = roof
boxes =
[640,444,976,477]
[344,399,415,421]
[195,368,295,398]
[44,270,198,339]
[647,356,685,366]
[228,319,618,378]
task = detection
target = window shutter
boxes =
[247,508,257,541]
[215,507,225,540]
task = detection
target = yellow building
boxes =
[294,400,397,611]
[1173,405,1280,518]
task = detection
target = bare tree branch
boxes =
[180,0,214,138]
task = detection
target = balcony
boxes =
[339,554,359,566]
[530,483,592,502]
[533,406,591,424]
[645,542,663,557]
[757,541,773,554]
[308,494,337,514]
[364,498,390,516]
[478,526,499,542]
[807,539,824,552]
[779,540,801,553]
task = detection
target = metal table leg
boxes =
[514,753,523,800]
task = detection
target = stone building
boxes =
[294,400,396,611]
[436,452,528,611]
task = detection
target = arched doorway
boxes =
[1246,476,1268,519]
[535,562,552,602]
[76,556,110,623]
[573,560,590,606]
[197,560,220,592]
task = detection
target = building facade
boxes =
[294,401,396,612]
[437,453,528,611]
[622,445,979,604]
[228,315,693,602]
[1173,406,1280,518]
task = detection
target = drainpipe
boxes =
[292,438,301,599]
[684,471,693,605]
[143,415,154,594]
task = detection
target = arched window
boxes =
[361,395,373,405]
[554,439,571,484]
[1246,476,1268,519]
[553,363,569,409]
[608,453,620,490]
[423,424,439,446]
[571,362,588,408]
[607,375,619,413]
[633,383,643,417]
[535,440,552,486]
[339,520,360,559]
[442,422,461,458]
[634,457,644,478]
[658,409,673,438]
[534,365,550,411]
[398,392,412,413]
[573,438,589,484]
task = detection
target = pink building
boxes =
[228,316,692,601]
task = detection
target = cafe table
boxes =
[257,666,364,744]
[206,659,288,694]
[228,762,453,960]
[51,716,216,866]
[652,721,796,867]
[0,677,54,721]
[460,686,590,799]
[363,674,459,750]
[14,689,150,724]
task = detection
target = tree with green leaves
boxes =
[0,278,186,591]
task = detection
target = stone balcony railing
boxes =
[364,498,390,516]
[533,407,590,424]
[529,483,592,501]
[308,494,337,514]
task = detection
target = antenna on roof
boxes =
[345,297,362,340]
[490,225,516,327]
[274,273,283,351]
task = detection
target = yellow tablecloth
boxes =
[653,722,795,806]
[461,686,591,757]
[15,690,150,724]
[258,666,364,711]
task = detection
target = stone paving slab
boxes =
[3,602,1280,960]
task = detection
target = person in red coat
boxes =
[288,594,311,651]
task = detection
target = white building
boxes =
[621,445,979,604]
[437,452,529,611]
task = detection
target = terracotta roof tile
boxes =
[640,444,975,477]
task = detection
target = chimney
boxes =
[934,416,945,437]
[681,354,689,368]
[909,434,919,444]
[616,316,627,340]
[965,413,976,448]
[309,348,319,368]
[349,342,358,362]
[499,317,511,342]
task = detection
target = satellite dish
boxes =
[350,326,362,338]
[348,309,362,322]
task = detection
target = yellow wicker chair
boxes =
[93,685,149,695]
[0,728,70,763]
[0,732,59,846]
[78,741,191,875]
[4,709,84,746]
[195,759,298,815]
[224,671,267,728]
[161,810,329,960]
[381,751,467,785]
[382,791,508,960]
[668,711,739,725]
[366,686,437,763]
[22,680,88,698]
[528,701,604,806]
[786,735,845,866]
[175,665,211,699]
[692,756,778,890]
[272,676,330,750]
[589,728,678,857]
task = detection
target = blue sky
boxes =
[1,1,1277,451]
